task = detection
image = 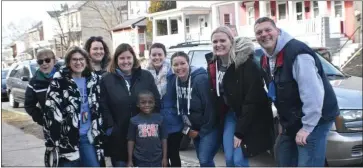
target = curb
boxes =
[1,108,28,116]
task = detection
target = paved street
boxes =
[1,102,276,167]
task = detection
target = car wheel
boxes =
[179,135,191,151]
[9,92,19,108]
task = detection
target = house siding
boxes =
[218,4,235,26]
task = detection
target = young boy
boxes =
[127,90,168,167]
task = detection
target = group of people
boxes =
[24,17,339,167]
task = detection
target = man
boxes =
[254,17,339,167]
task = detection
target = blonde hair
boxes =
[211,26,236,66]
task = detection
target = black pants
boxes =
[167,131,183,167]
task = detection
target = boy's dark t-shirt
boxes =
[127,113,168,163]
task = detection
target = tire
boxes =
[9,92,19,108]
[179,135,191,151]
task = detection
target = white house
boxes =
[148,1,219,48]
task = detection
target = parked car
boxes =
[2,68,10,101]
[5,59,64,108]
[168,42,362,166]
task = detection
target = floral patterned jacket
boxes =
[43,66,104,162]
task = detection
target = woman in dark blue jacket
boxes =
[145,43,183,167]
[170,51,220,167]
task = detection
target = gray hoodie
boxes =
[262,29,324,133]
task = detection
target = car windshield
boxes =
[189,50,210,68]
[2,70,9,79]
[30,63,39,75]
[254,48,345,77]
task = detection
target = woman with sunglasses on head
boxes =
[145,43,184,167]
[171,51,220,167]
[25,49,61,126]
[84,36,111,75]
[43,46,105,167]
[99,43,160,167]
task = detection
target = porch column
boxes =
[180,14,186,41]
[167,17,171,35]
[152,18,157,41]
[134,26,140,58]
[288,1,294,21]
[318,1,328,17]
[234,1,241,36]
[259,1,267,17]
[212,4,218,30]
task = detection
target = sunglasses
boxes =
[37,58,52,65]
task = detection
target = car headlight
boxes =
[335,110,363,132]
[340,110,362,121]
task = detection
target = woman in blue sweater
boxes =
[145,43,184,167]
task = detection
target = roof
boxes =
[69,1,87,10]
[47,10,62,18]
[148,6,210,19]
[112,17,147,31]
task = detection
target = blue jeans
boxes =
[79,134,100,167]
[111,158,127,167]
[275,121,333,167]
[223,111,249,167]
[193,127,221,167]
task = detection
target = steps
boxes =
[331,35,362,67]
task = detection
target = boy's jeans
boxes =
[193,127,221,167]
[275,121,333,167]
[223,111,249,167]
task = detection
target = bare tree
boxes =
[52,4,82,56]
[82,1,126,38]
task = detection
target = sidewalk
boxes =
[2,122,45,167]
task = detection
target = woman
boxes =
[100,43,160,167]
[205,26,274,167]
[145,43,183,167]
[25,49,60,126]
[171,51,220,167]
[84,36,111,75]
[43,46,105,167]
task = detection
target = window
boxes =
[199,16,205,35]
[156,20,167,36]
[334,1,343,17]
[224,14,231,26]
[9,65,18,77]
[313,1,319,18]
[22,66,30,77]
[247,7,255,25]
[278,3,287,20]
[171,19,178,34]
[296,2,303,20]
[139,33,145,44]
[185,18,190,33]
[30,63,39,75]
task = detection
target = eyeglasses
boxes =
[71,58,86,63]
[37,58,52,65]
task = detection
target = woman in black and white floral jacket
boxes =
[43,46,105,167]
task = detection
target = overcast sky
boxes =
[2,1,79,25]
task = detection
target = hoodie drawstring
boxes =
[216,61,221,97]
[176,76,192,115]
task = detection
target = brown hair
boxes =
[64,46,93,77]
[36,49,55,59]
[170,51,189,66]
[83,36,111,70]
[108,43,140,73]
[149,43,167,56]
[254,17,277,28]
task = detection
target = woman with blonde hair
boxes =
[205,26,274,166]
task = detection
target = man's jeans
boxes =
[275,121,333,167]
[223,111,249,167]
[111,158,127,167]
[193,127,221,167]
